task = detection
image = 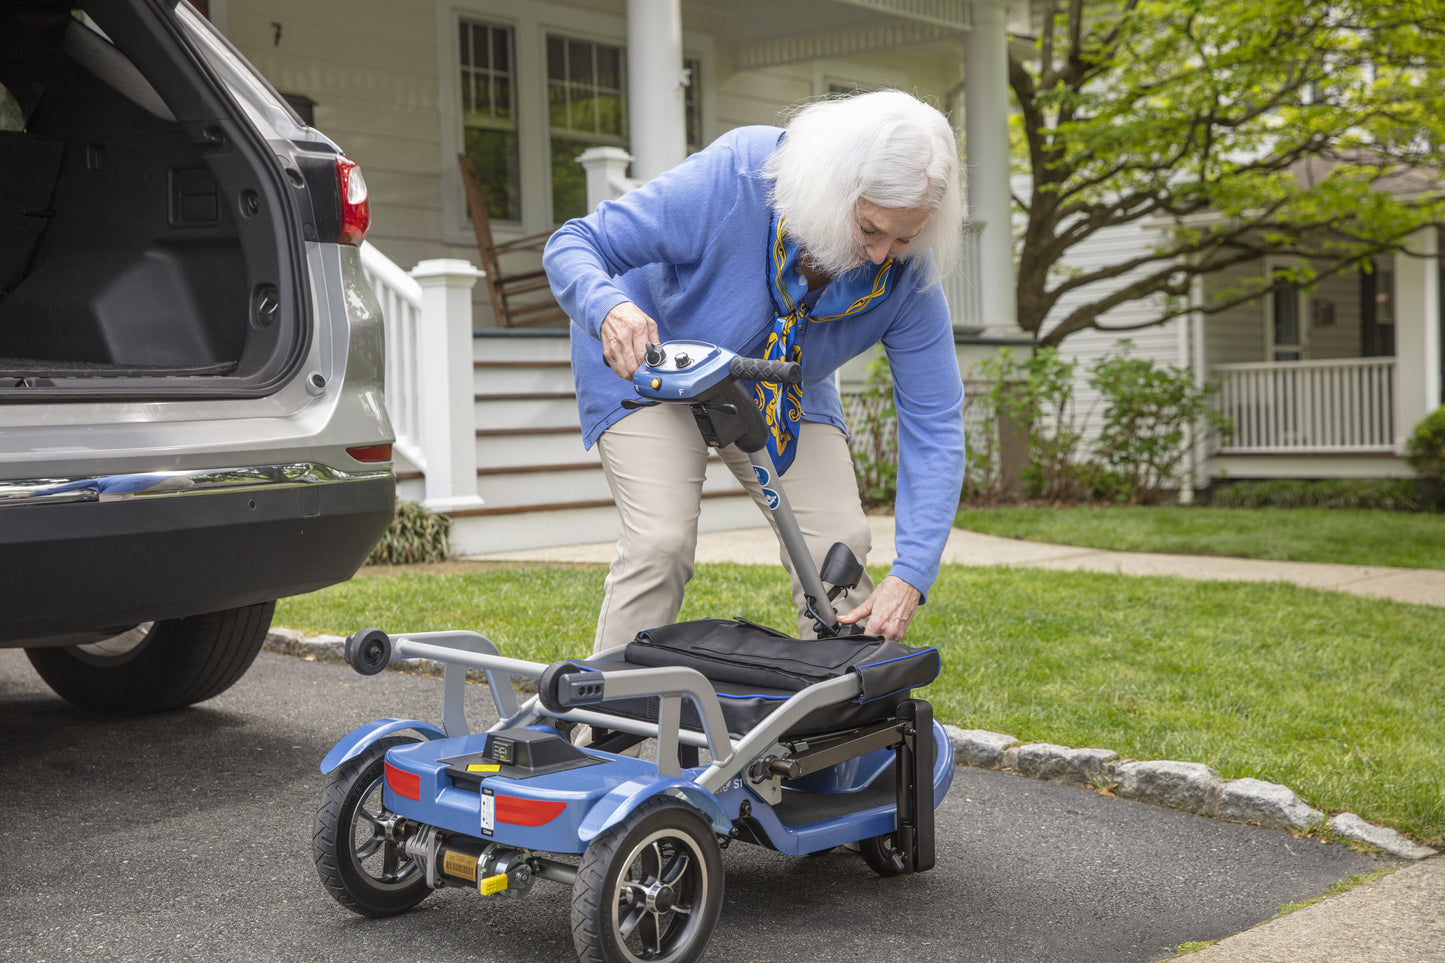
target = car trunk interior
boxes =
[0,1,303,392]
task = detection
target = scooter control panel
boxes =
[632,340,733,402]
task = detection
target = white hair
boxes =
[764,89,963,283]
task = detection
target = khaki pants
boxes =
[592,402,874,653]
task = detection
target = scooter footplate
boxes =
[772,769,896,826]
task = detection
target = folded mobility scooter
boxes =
[313,340,953,963]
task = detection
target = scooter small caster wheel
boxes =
[345,628,391,676]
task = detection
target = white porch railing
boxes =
[1212,357,1397,453]
[359,242,486,512]
[359,241,425,470]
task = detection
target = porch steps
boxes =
[399,331,756,556]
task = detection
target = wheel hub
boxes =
[643,881,676,914]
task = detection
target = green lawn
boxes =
[277,559,1445,848]
[955,505,1445,570]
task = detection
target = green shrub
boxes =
[367,500,451,565]
[1208,478,1420,510]
[1405,406,1445,482]
[1088,343,1232,505]
[969,346,1087,501]
[963,343,1227,505]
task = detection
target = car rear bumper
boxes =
[0,464,394,644]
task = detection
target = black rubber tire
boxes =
[312,736,431,918]
[571,795,724,963]
[859,831,908,877]
[24,601,275,714]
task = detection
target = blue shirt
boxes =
[543,125,965,598]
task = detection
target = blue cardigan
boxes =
[543,125,966,598]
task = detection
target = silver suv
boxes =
[0,1,394,712]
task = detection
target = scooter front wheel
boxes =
[571,795,724,963]
[313,735,432,917]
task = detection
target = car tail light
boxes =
[347,444,393,463]
[336,156,370,245]
[384,762,420,801]
[496,796,567,827]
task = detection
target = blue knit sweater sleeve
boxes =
[879,278,966,601]
[543,130,757,338]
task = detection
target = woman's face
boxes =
[854,201,931,267]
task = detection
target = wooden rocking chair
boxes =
[458,153,569,327]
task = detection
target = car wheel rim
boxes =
[71,623,155,667]
[609,828,709,963]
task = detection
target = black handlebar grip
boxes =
[731,356,802,385]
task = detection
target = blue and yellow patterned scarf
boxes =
[756,211,897,473]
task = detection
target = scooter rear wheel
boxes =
[313,736,432,917]
[859,831,908,877]
[571,795,724,963]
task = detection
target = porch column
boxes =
[626,0,687,181]
[1185,270,1209,498]
[1393,226,1442,449]
[412,259,486,513]
[963,0,1020,335]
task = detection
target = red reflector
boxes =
[347,443,393,463]
[496,796,567,827]
[336,155,370,245]
[385,761,420,801]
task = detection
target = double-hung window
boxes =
[459,20,520,221]
[546,35,626,223]
[452,6,705,232]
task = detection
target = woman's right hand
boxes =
[600,302,660,379]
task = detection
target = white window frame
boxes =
[545,31,630,223]
[437,0,713,245]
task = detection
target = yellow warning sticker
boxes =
[443,850,478,882]
[467,764,501,773]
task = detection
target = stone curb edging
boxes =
[265,628,346,661]
[263,630,1436,861]
[946,726,1438,861]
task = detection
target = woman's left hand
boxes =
[838,575,921,642]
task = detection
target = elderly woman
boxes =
[544,89,965,652]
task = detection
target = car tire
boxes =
[24,601,275,713]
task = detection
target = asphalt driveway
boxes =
[0,648,1387,963]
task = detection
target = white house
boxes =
[197,0,1035,552]
[1035,208,1442,496]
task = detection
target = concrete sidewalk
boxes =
[1181,856,1445,963]
[467,519,1443,961]
[468,516,1445,609]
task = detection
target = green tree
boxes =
[1010,0,1445,347]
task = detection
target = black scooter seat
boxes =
[581,617,941,738]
